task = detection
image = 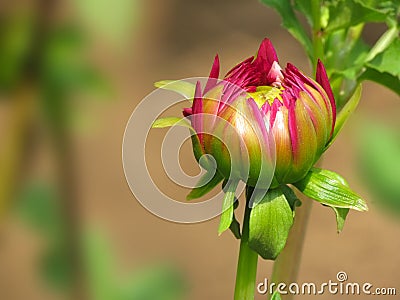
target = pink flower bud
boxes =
[184,39,336,185]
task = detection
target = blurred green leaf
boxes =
[84,230,186,300]
[42,26,108,95]
[85,231,123,300]
[260,0,313,59]
[123,266,185,300]
[73,0,141,47]
[41,245,73,290]
[294,168,368,211]
[357,120,400,213]
[16,182,73,290]
[0,14,33,90]
[16,182,64,238]
[249,187,294,260]
[326,0,388,32]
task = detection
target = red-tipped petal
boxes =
[192,81,203,142]
[255,38,279,69]
[287,99,298,155]
[316,59,336,133]
[182,107,192,117]
[204,55,220,94]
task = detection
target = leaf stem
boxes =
[234,188,258,300]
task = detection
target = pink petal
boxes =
[182,107,192,117]
[255,38,279,70]
[316,59,336,134]
[287,99,298,155]
[204,55,220,94]
[192,81,203,143]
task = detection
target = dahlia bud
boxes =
[184,38,336,186]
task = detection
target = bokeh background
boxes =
[0,0,399,299]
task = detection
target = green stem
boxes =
[311,0,323,70]
[234,189,258,300]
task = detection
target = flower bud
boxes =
[184,38,336,186]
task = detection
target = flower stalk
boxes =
[234,189,258,300]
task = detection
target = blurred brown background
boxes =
[0,0,399,299]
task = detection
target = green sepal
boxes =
[332,207,349,233]
[294,168,368,212]
[281,185,302,212]
[326,85,362,149]
[186,170,224,201]
[154,80,195,100]
[218,180,239,235]
[321,170,350,232]
[229,211,241,239]
[248,188,294,260]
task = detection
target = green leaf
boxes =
[326,84,362,149]
[364,26,399,63]
[294,0,314,27]
[355,0,399,18]
[366,38,400,78]
[248,188,294,260]
[332,207,350,232]
[294,168,368,211]
[359,67,400,96]
[154,80,196,100]
[260,0,313,59]
[151,117,190,129]
[186,170,224,200]
[326,0,387,32]
[271,290,283,300]
[218,180,238,235]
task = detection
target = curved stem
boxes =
[234,190,258,300]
